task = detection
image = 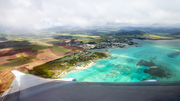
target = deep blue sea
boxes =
[61,39,180,82]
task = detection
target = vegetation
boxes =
[0,55,38,70]
[148,35,174,40]
[18,53,24,57]
[0,40,31,49]
[33,52,108,78]
[7,53,37,62]
[38,51,44,54]
[88,42,96,44]
[49,46,71,56]
[31,46,48,50]
[0,37,7,41]
[46,41,62,45]
[53,35,72,39]
[116,30,146,36]
[23,70,29,74]
[6,81,13,89]
[91,52,108,58]
[87,40,106,44]
[156,33,170,36]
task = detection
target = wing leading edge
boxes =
[1,70,180,101]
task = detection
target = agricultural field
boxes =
[0,54,38,70]
[156,33,170,36]
[49,46,71,56]
[32,46,49,50]
[0,32,83,92]
[149,35,174,39]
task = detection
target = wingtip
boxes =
[11,70,25,77]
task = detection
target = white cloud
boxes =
[0,0,180,32]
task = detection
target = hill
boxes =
[115,30,147,37]
[171,32,180,35]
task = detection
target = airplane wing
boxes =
[1,70,180,101]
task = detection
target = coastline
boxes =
[76,60,95,70]
[58,60,95,78]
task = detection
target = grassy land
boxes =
[59,33,100,38]
[49,46,71,56]
[0,55,38,70]
[46,41,63,45]
[38,51,44,54]
[149,35,174,39]
[5,81,13,89]
[88,40,106,43]
[79,37,105,43]
[11,45,36,50]
[57,33,101,43]
[32,46,49,50]
[23,70,29,74]
[151,35,162,38]
[156,33,170,36]
[18,53,24,57]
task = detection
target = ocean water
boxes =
[61,39,180,82]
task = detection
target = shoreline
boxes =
[58,60,95,78]
[76,60,95,70]
[56,43,136,79]
[133,38,180,40]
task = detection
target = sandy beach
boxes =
[76,61,95,70]
[58,61,95,78]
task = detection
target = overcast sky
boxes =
[0,0,180,31]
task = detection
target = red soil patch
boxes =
[0,54,20,64]
[0,49,38,64]
[13,48,60,70]
[36,49,60,62]
[21,50,38,57]
[0,48,38,57]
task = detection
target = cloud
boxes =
[0,0,180,32]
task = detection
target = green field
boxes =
[32,46,49,50]
[38,51,44,54]
[0,55,38,70]
[49,46,71,56]
[156,33,170,36]
[151,35,162,38]
[6,81,13,89]
[149,35,173,39]
[46,41,63,45]
[18,53,24,57]
[88,40,106,43]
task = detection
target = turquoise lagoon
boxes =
[61,39,180,82]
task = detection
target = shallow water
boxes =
[61,39,180,82]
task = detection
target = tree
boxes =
[70,39,75,44]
